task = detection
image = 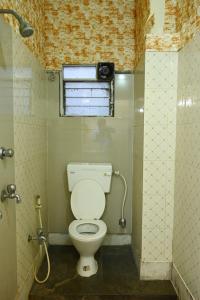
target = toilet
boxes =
[67,163,112,277]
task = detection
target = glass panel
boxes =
[63,66,96,79]
[65,97,109,106]
[62,76,112,117]
[66,88,109,98]
[65,81,110,89]
[65,106,110,116]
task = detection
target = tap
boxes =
[28,228,46,244]
[9,191,21,203]
[1,184,22,203]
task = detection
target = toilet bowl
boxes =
[67,163,112,277]
[69,219,107,276]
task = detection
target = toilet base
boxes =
[77,256,98,277]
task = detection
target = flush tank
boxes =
[67,163,112,193]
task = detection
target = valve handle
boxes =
[7,184,16,194]
[0,147,14,159]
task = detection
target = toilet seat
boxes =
[69,219,107,242]
[71,179,105,220]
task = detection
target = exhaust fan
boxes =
[97,62,115,81]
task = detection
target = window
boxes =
[60,65,114,117]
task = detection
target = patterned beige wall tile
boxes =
[142,225,165,261]
[144,125,175,161]
[145,52,178,89]
[133,50,177,276]
[173,33,200,300]
[144,89,169,125]
[141,51,177,270]
[143,160,168,197]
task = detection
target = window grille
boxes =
[60,65,114,117]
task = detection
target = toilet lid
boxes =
[71,179,105,220]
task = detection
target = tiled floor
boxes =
[29,246,177,300]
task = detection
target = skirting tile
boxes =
[48,233,131,246]
[140,261,172,280]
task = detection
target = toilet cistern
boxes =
[67,163,112,277]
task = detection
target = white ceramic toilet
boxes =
[67,163,112,277]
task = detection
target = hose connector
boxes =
[35,195,42,209]
[113,170,120,176]
[119,217,126,228]
[28,228,46,244]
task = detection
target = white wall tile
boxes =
[132,57,145,267]
[141,51,177,272]
[173,33,200,299]
[13,34,47,299]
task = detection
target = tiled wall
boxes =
[140,51,177,279]
[132,57,145,267]
[12,33,47,299]
[44,0,135,70]
[0,17,17,300]
[1,0,200,291]
[47,74,134,236]
[133,0,200,282]
[132,48,178,279]
[133,1,200,281]
[172,33,200,300]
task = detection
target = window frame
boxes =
[59,64,114,117]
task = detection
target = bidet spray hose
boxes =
[34,196,51,284]
[34,241,50,284]
[113,170,127,225]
